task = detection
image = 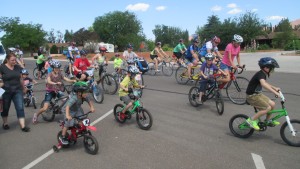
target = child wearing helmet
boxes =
[199,36,223,62]
[197,53,226,104]
[44,56,53,73]
[32,60,76,124]
[59,81,95,145]
[36,50,48,79]
[113,53,123,74]
[73,50,94,81]
[245,57,281,130]
[21,69,38,95]
[91,46,108,81]
[118,66,144,120]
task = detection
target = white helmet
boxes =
[205,53,214,61]
[233,34,243,43]
[128,65,139,74]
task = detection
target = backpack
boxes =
[137,59,149,74]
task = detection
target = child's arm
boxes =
[260,79,280,96]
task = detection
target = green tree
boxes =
[152,25,189,47]
[93,11,145,50]
[197,15,222,43]
[272,18,296,49]
[64,29,74,43]
[0,17,47,51]
[73,28,99,46]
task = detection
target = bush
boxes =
[50,45,58,54]
[110,56,115,61]
[284,40,300,51]
[162,44,173,51]
[257,44,270,50]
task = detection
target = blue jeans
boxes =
[1,90,25,118]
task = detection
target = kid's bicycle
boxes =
[53,111,99,155]
[41,93,69,122]
[148,56,174,76]
[24,83,37,109]
[175,62,202,85]
[113,89,153,130]
[188,73,224,115]
[229,91,300,147]
[33,64,48,80]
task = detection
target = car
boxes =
[0,41,6,64]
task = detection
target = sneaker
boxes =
[266,120,280,127]
[32,113,38,124]
[59,136,69,145]
[246,118,260,130]
[196,99,203,105]
[155,69,161,72]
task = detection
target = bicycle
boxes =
[148,56,174,76]
[53,111,99,155]
[96,64,118,95]
[41,93,69,122]
[175,62,202,85]
[229,91,300,147]
[33,63,48,80]
[113,89,153,130]
[24,83,37,109]
[188,73,224,115]
[84,68,105,104]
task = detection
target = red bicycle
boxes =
[53,111,99,155]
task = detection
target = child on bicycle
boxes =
[118,66,144,120]
[59,81,95,145]
[21,69,38,95]
[33,60,76,124]
[113,53,123,75]
[36,50,48,79]
[197,53,226,104]
[44,56,53,73]
[246,57,281,130]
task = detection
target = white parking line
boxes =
[251,153,266,169]
[22,109,113,169]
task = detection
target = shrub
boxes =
[50,45,58,54]
[257,44,270,50]
[110,56,115,61]
[284,40,300,51]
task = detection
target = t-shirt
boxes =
[246,70,266,95]
[185,44,199,59]
[74,58,91,75]
[222,43,240,66]
[200,62,219,78]
[199,41,218,56]
[65,93,90,114]
[173,43,187,52]
[0,64,23,92]
[46,72,65,92]
[123,50,138,63]
[118,76,139,97]
[114,58,123,68]
[15,50,23,58]
[67,46,79,58]
[23,77,33,86]
[37,54,46,64]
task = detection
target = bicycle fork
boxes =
[286,116,297,136]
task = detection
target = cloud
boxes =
[211,5,222,12]
[227,3,237,8]
[228,8,242,14]
[251,8,258,12]
[126,3,150,12]
[265,16,286,21]
[156,6,166,11]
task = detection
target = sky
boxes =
[0,0,299,41]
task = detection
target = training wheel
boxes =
[53,145,60,152]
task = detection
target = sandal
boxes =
[32,113,38,124]
[21,126,30,132]
[2,124,10,130]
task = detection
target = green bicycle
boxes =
[113,89,153,130]
[229,91,300,147]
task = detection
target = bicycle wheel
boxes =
[162,62,173,76]
[215,90,224,115]
[41,101,55,122]
[188,87,200,107]
[175,67,189,84]
[101,74,118,95]
[147,62,156,76]
[136,108,153,130]
[280,119,300,147]
[226,77,249,105]
[41,69,47,79]
[92,84,104,104]
[33,67,39,79]
[32,96,37,109]
[84,135,99,155]
[113,104,126,123]
[229,114,254,138]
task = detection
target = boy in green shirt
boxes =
[113,53,123,74]
[36,51,48,79]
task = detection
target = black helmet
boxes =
[15,44,20,49]
[21,69,29,75]
[80,50,87,56]
[258,57,279,69]
[73,81,89,93]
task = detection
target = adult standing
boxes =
[0,53,30,132]
[15,45,25,67]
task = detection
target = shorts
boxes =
[44,91,64,103]
[67,57,73,63]
[246,93,270,110]
[220,62,231,71]
[37,62,45,71]
[173,52,182,59]
[185,57,195,65]
[120,95,132,105]
[76,72,89,81]
[199,79,214,92]
[150,55,158,60]
[64,108,84,128]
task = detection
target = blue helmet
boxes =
[80,50,87,56]
[258,57,279,69]
[21,69,29,75]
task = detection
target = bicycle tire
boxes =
[280,119,300,147]
[226,77,249,105]
[175,67,189,85]
[188,87,200,107]
[101,74,118,95]
[162,62,173,76]
[215,90,224,115]
[92,84,104,104]
[113,104,126,123]
[41,101,55,122]
[136,108,153,130]
[41,69,47,79]
[84,135,99,155]
[229,114,254,138]
[33,68,39,80]
[147,62,156,76]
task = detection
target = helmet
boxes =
[193,38,199,43]
[156,42,161,46]
[128,65,139,74]
[15,44,20,49]
[21,69,29,75]
[127,44,133,49]
[47,56,52,60]
[99,46,107,52]
[233,34,243,43]
[258,57,279,69]
[115,53,120,56]
[179,39,183,43]
[205,53,214,61]
[80,50,87,56]
[212,36,221,43]
[73,81,89,93]
[51,60,61,68]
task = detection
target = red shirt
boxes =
[74,58,91,75]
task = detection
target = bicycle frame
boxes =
[51,95,69,114]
